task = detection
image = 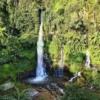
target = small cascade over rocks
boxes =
[85,50,91,68]
[68,72,81,83]
[68,50,98,83]
[85,50,98,71]
[68,50,91,83]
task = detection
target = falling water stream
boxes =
[54,48,64,77]
[68,50,91,82]
[36,9,47,79]
[68,72,81,82]
[85,50,90,68]
[28,9,47,83]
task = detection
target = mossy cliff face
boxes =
[43,0,100,67]
[0,0,100,82]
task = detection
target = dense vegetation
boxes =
[0,0,100,99]
[62,83,100,100]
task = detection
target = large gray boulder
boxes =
[24,89,40,100]
[0,82,15,91]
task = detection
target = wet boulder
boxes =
[24,89,40,100]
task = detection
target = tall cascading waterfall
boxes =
[85,50,91,68]
[36,9,47,78]
[32,9,47,82]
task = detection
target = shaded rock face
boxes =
[63,66,73,78]
[54,67,63,77]
[19,70,36,80]
[43,53,53,76]
[24,89,39,100]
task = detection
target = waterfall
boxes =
[59,47,64,68]
[36,9,47,78]
[58,47,64,77]
[54,48,64,77]
[85,50,91,68]
[68,72,81,82]
[31,9,47,82]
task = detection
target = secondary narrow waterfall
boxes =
[59,47,64,68]
[54,48,64,77]
[58,47,64,77]
[85,50,90,68]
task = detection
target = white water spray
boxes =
[85,50,90,68]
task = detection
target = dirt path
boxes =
[36,88,55,100]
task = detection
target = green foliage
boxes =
[0,82,33,100]
[84,68,93,83]
[62,83,100,100]
[69,52,85,64]
[89,32,100,65]
[0,27,6,46]
[0,0,100,87]
[52,0,63,13]
[19,33,37,46]
[0,64,17,82]
[49,36,60,60]
[92,70,100,85]
[69,64,81,74]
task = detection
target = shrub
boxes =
[84,67,93,83]
[69,63,81,74]
[92,71,100,85]
[62,83,100,100]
